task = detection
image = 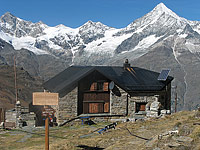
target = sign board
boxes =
[33,92,59,106]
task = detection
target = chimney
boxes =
[123,59,130,69]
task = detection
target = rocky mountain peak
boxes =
[153,3,173,13]
[0,12,17,24]
[0,12,48,38]
[151,3,189,24]
[79,20,111,31]
[1,12,16,18]
[78,20,112,44]
[125,3,188,33]
[150,3,179,19]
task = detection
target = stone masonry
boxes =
[57,87,77,125]
[110,86,127,116]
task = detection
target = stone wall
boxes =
[57,87,77,125]
[111,85,171,119]
[128,96,157,117]
[110,86,164,118]
[5,111,17,123]
[5,105,36,128]
[110,86,127,116]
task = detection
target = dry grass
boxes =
[0,111,200,150]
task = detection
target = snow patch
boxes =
[12,36,49,55]
[193,24,200,34]
[179,34,188,38]
[132,35,160,51]
[44,26,79,38]
[185,42,200,53]
[84,28,133,55]
[0,31,13,43]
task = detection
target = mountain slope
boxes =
[0,65,43,109]
[0,38,69,80]
[0,3,200,110]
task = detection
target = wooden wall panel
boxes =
[83,93,110,102]
[83,103,89,114]
[103,82,109,91]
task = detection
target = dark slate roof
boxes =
[43,66,173,97]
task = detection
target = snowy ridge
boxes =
[0,3,200,61]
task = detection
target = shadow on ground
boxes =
[77,145,104,150]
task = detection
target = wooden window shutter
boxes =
[104,102,109,112]
[140,104,146,111]
[98,103,104,113]
[89,103,104,113]
[90,82,97,91]
[103,82,109,91]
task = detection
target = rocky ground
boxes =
[0,110,200,150]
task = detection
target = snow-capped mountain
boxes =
[1,3,200,111]
[1,3,199,64]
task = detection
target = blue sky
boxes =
[0,0,199,28]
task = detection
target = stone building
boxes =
[44,60,173,125]
[4,101,36,128]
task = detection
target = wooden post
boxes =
[175,86,177,113]
[14,56,18,104]
[45,117,49,150]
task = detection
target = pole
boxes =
[45,117,49,150]
[14,56,17,103]
[175,86,177,113]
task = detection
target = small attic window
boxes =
[90,82,109,91]
[97,82,104,90]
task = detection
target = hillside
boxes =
[0,111,200,149]
[0,65,43,109]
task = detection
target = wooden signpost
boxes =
[42,106,56,117]
[33,92,58,150]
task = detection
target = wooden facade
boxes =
[78,71,111,115]
[83,92,110,114]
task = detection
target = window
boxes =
[135,102,147,113]
[90,82,109,91]
[97,82,104,91]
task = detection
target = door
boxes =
[89,103,103,113]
